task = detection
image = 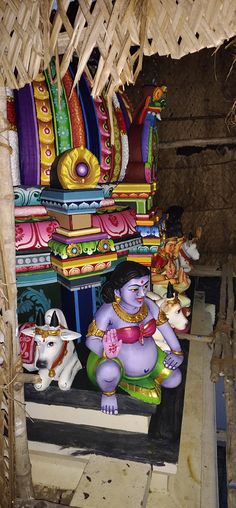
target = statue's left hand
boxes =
[103,329,122,359]
[163,351,184,370]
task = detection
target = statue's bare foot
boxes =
[101,393,118,415]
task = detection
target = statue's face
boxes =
[117,276,149,308]
[165,240,176,254]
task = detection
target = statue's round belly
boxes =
[118,337,157,377]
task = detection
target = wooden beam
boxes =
[224,378,236,508]
[210,263,227,382]
[14,373,42,390]
[177,332,212,343]
[224,261,236,508]
[190,265,223,278]
[233,312,236,381]
[159,137,236,149]
[190,265,235,279]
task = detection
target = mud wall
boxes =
[126,44,236,267]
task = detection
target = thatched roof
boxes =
[0,0,236,98]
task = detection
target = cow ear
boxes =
[60,330,81,341]
[20,327,35,338]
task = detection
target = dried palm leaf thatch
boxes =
[145,0,236,59]
[226,99,236,130]
[1,0,235,143]
[0,0,236,97]
[224,36,236,130]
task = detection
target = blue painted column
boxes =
[60,280,100,340]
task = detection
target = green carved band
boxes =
[48,238,115,259]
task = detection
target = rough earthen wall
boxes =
[126,45,236,267]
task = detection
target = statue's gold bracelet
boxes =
[170,349,184,356]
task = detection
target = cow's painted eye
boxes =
[48,342,55,347]
[34,341,38,346]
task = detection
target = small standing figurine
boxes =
[86,261,184,415]
[151,206,191,307]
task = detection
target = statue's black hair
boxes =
[102,261,149,303]
[165,205,184,238]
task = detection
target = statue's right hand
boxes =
[103,329,122,358]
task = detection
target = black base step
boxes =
[26,419,179,466]
[24,384,157,417]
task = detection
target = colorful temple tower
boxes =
[14,63,156,338]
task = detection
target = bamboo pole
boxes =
[210,260,236,508]
[0,87,34,503]
[224,260,236,508]
[0,86,17,507]
[233,312,236,381]
[210,263,227,382]
[224,260,234,379]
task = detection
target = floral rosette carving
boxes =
[52,146,100,189]
[66,244,82,258]
[97,239,114,253]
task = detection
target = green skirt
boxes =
[86,347,172,405]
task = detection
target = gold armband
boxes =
[87,319,105,338]
[156,308,168,326]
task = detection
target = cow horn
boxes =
[35,310,45,326]
[167,282,174,299]
[50,310,59,327]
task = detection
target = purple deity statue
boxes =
[86,261,184,415]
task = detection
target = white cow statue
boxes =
[178,227,202,273]
[19,308,82,391]
[147,288,188,351]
